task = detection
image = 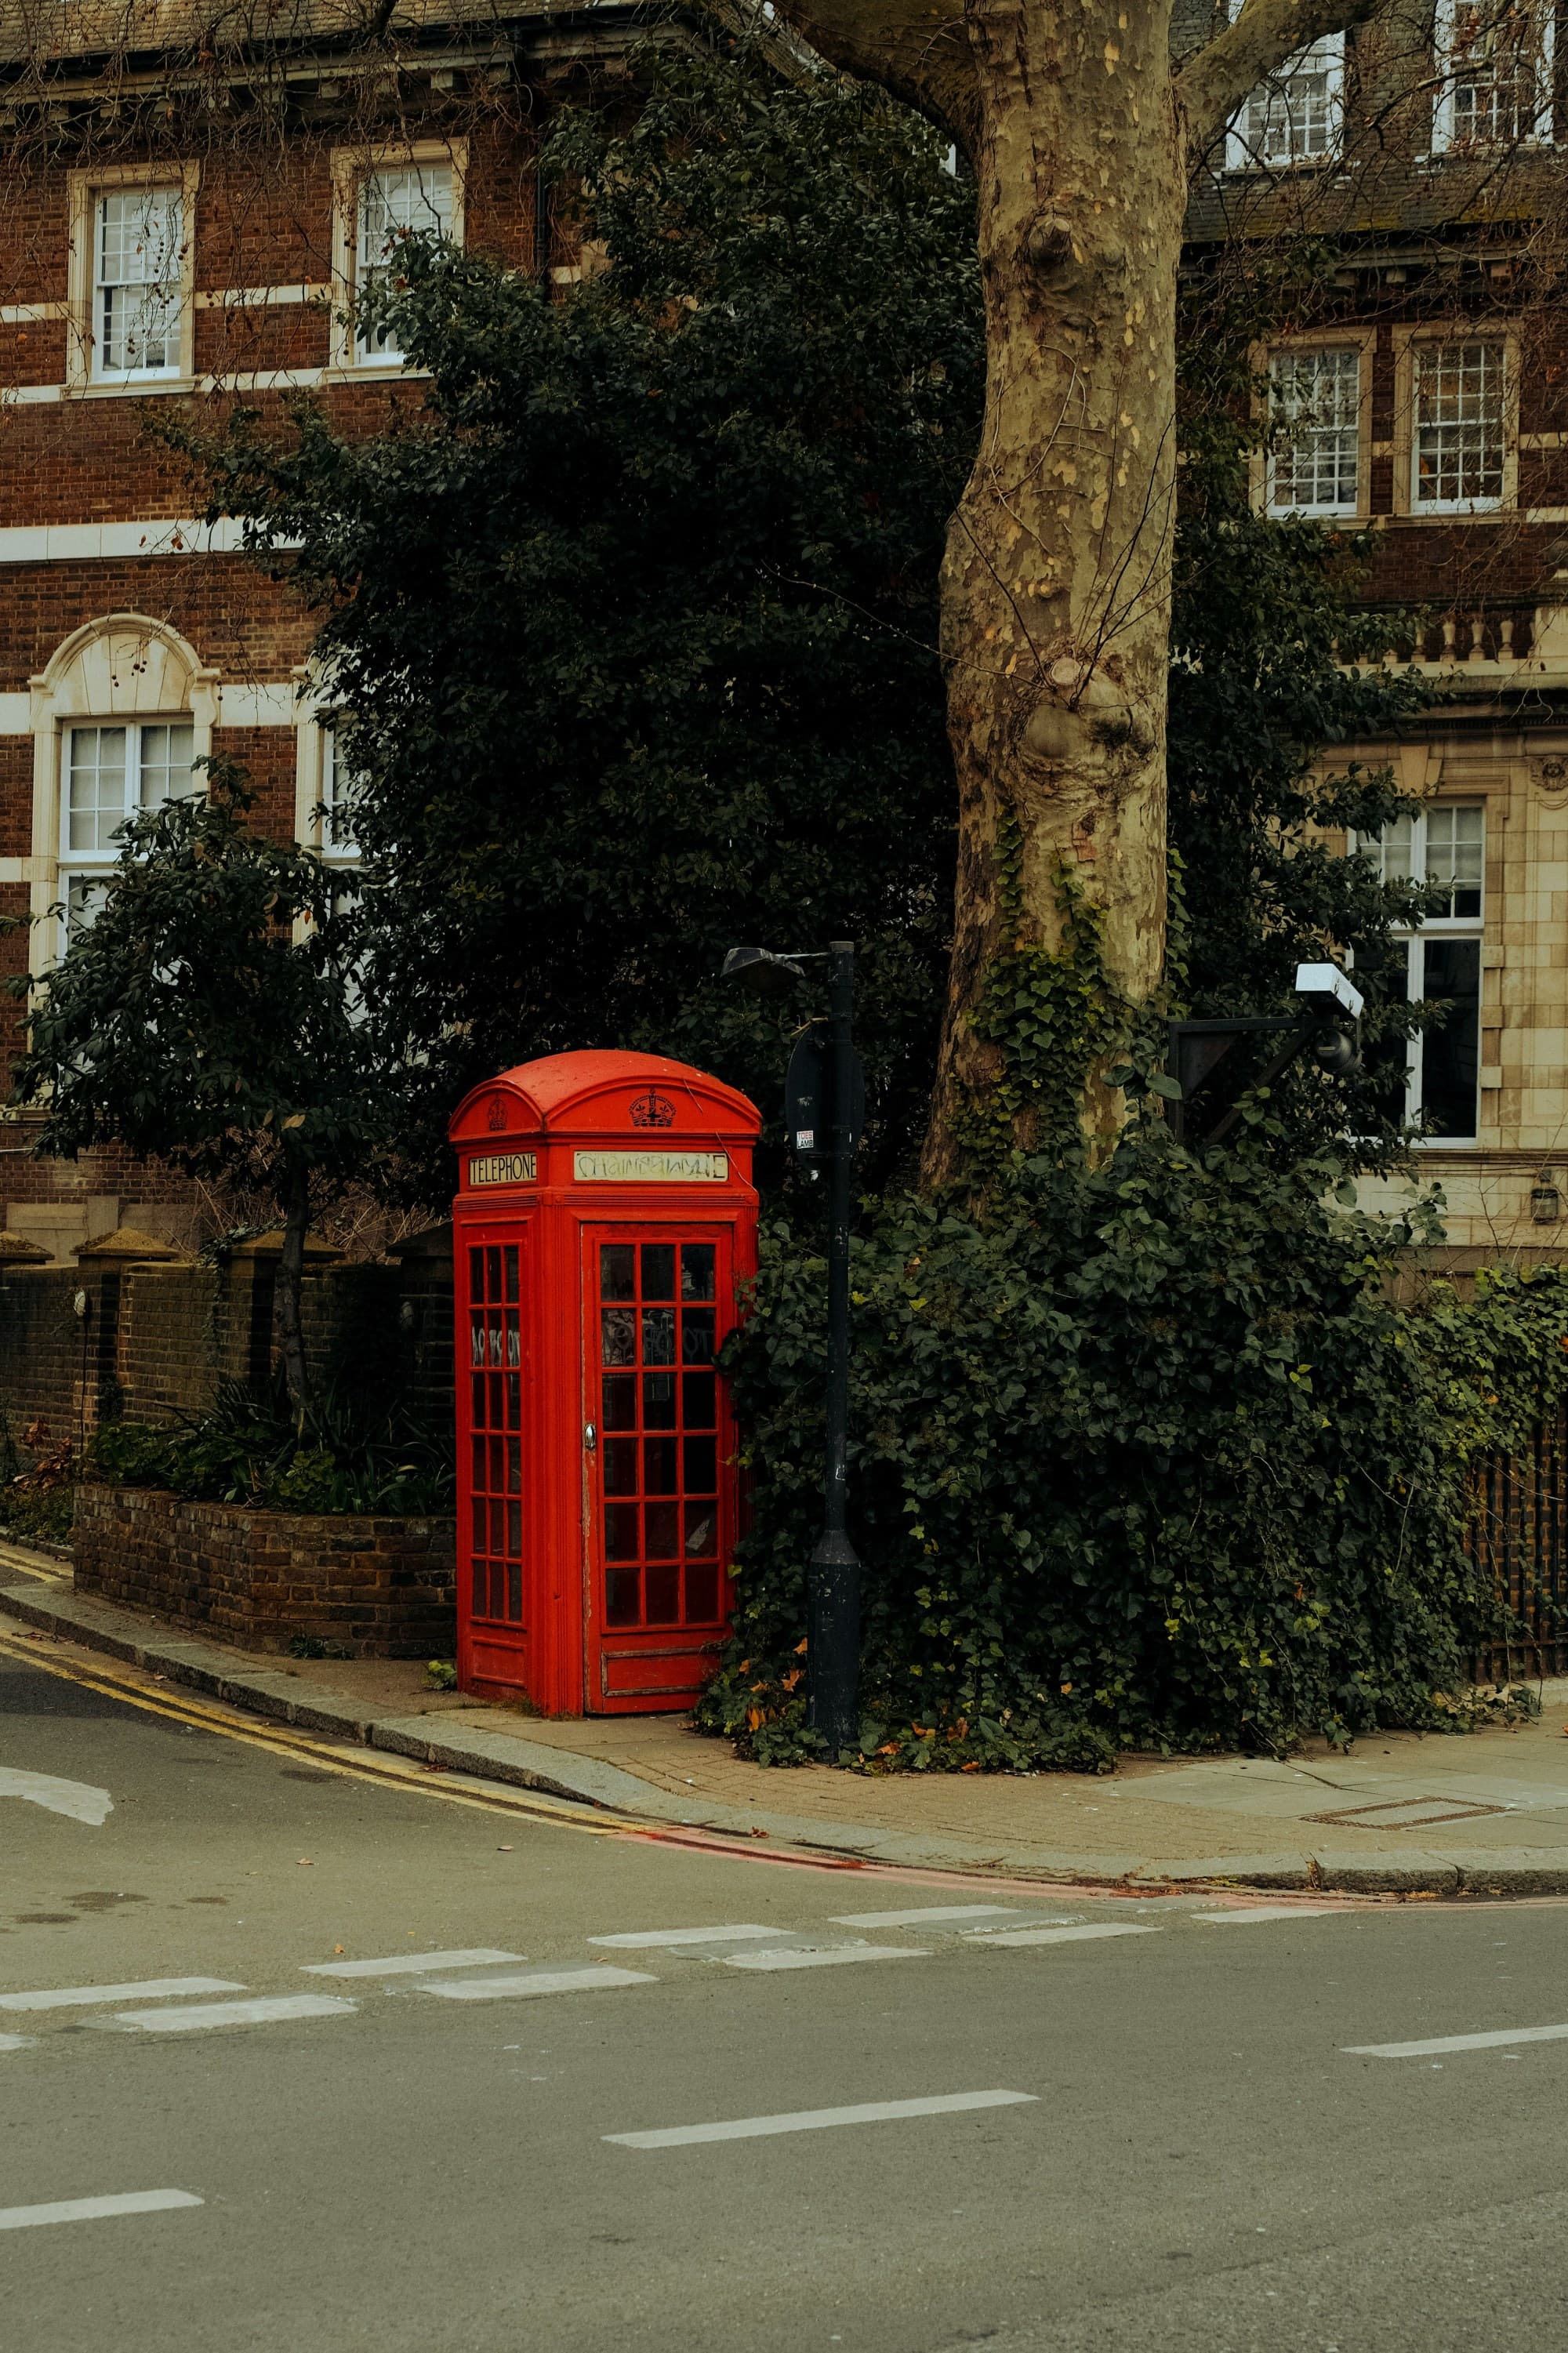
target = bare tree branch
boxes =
[1174,0,1385,151]
[763,0,978,151]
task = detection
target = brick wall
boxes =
[0,1240,455,1456]
[0,1267,120,1455]
[73,1480,456,1656]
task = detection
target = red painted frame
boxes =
[579,1222,741,1712]
[449,1051,759,1716]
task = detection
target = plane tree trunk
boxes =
[766,0,1384,1180]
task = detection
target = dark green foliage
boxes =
[699,1128,1566,1770]
[88,1375,454,1517]
[176,49,980,1191]
[10,758,389,1409]
[169,48,1447,1188]
[11,759,382,1204]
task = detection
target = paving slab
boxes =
[5,1552,1568,1895]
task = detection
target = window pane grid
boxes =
[1414,343,1504,510]
[1363,806,1483,921]
[1362,808,1484,1142]
[1232,27,1343,165]
[597,1240,724,1634]
[1440,1,1553,147]
[66,726,129,855]
[319,728,360,859]
[60,721,197,942]
[354,164,453,365]
[467,1242,524,1625]
[1243,41,1341,158]
[1269,347,1360,513]
[95,188,183,376]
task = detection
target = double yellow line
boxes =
[0,1629,639,1839]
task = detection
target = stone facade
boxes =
[72,1479,456,1656]
[1174,0,1568,1258]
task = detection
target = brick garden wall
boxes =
[0,1239,455,1459]
[0,1266,122,1454]
[72,1480,456,1657]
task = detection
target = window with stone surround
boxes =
[59,721,198,943]
[1433,0,1555,153]
[91,186,184,380]
[67,167,198,390]
[1356,804,1485,1142]
[1267,346,1363,514]
[1411,341,1507,511]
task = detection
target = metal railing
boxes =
[1468,1414,1568,1681]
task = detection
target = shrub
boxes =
[697,1124,1568,1770]
[87,1378,454,1519]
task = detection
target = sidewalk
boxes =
[5,1540,1568,1897]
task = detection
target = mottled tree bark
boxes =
[768,0,1384,1181]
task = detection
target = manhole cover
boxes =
[1303,1797,1508,1831]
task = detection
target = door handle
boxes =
[583,1422,597,1452]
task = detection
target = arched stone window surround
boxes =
[27,613,217,968]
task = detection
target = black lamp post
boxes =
[722,939,862,1753]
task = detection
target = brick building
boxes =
[0,0,1566,1265]
[0,0,649,1255]
[1183,0,1568,1255]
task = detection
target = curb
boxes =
[5,1568,1568,1900]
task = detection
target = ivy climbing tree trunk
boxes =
[765,0,1385,1180]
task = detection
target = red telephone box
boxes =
[448,1050,760,1715]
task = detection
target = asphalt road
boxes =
[4,1633,1568,2353]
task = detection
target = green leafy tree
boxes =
[180,54,981,1194]
[172,45,1435,1192]
[11,760,384,1414]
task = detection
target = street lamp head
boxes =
[721,945,810,998]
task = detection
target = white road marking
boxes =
[589,1925,775,1948]
[1,2033,36,2053]
[963,1923,1165,1949]
[0,2189,203,2231]
[1193,1907,1339,1926]
[0,1976,245,2013]
[604,2089,1038,2149]
[0,1767,114,1826]
[302,1948,522,1978]
[829,1905,1028,1929]
[721,1944,930,1972]
[1345,2022,1568,2059]
[418,1966,655,2000]
[113,1995,355,2032]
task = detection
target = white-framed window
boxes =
[1267,346,1363,514]
[1226,20,1345,169]
[1356,804,1485,1142]
[1411,341,1506,512]
[59,720,198,942]
[92,186,184,381]
[1433,0,1555,152]
[318,727,361,864]
[353,163,454,365]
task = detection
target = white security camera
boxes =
[1294,962,1365,1023]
